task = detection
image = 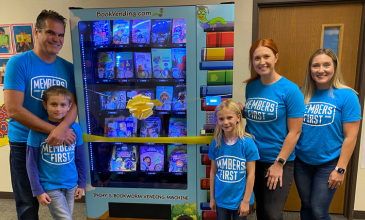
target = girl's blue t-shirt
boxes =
[296,88,361,165]
[208,136,260,209]
[244,77,305,163]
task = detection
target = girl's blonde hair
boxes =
[214,101,253,148]
[301,48,357,105]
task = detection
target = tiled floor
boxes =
[0,198,348,220]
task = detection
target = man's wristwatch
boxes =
[335,166,346,174]
[275,157,286,165]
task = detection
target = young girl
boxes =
[209,101,259,220]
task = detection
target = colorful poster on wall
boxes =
[0,25,14,55]
[0,58,9,85]
[11,24,35,54]
[0,103,9,147]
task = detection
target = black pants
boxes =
[10,142,39,220]
[254,161,294,220]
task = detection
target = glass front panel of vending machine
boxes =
[77,17,191,189]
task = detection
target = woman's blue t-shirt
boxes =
[244,77,305,163]
[296,88,361,165]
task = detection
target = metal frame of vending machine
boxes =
[69,3,234,220]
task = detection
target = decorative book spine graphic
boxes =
[201,47,234,61]
[199,20,235,219]
[206,32,234,48]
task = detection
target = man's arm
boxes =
[5,90,77,146]
[5,89,55,133]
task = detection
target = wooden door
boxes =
[258,3,363,213]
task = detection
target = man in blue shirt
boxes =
[4,10,77,220]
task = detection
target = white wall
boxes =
[355,102,365,211]
[0,0,253,192]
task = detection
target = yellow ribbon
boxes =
[126,94,162,120]
[82,133,214,144]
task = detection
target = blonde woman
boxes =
[295,48,361,220]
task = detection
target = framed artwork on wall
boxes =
[33,23,37,47]
[0,24,14,55]
[0,57,10,85]
[321,24,344,62]
[11,23,35,54]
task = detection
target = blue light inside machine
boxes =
[205,96,221,106]
[81,34,94,171]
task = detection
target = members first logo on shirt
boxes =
[31,76,67,101]
[303,102,336,126]
[41,142,76,165]
[216,156,246,183]
[245,98,278,122]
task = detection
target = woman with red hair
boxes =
[239,38,305,220]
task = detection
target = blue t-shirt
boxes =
[3,50,75,142]
[244,77,305,163]
[296,88,361,165]
[208,136,260,209]
[27,121,83,192]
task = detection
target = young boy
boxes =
[26,86,86,219]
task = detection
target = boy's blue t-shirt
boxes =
[244,77,305,163]
[3,50,75,142]
[208,136,260,209]
[297,88,361,165]
[27,121,83,191]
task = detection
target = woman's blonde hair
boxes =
[213,101,253,148]
[301,48,357,105]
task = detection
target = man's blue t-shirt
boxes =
[244,77,305,163]
[3,50,75,142]
[208,136,260,209]
[27,122,83,192]
[296,88,361,165]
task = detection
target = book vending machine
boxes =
[69,3,234,220]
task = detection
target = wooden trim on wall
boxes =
[252,1,365,220]
[0,191,86,203]
[0,192,15,200]
[348,2,365,219]
[353,210,365,219]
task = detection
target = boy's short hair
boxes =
[43,86,72,104]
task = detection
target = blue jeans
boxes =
[294,158,338,220]
[46,186,77,220]
[217,206,247,220]
[10,142,39,220]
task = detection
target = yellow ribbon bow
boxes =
[126,94,162,120]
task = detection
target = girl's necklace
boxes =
[223,135,238,145]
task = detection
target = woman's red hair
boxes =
[244,38,279,84]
